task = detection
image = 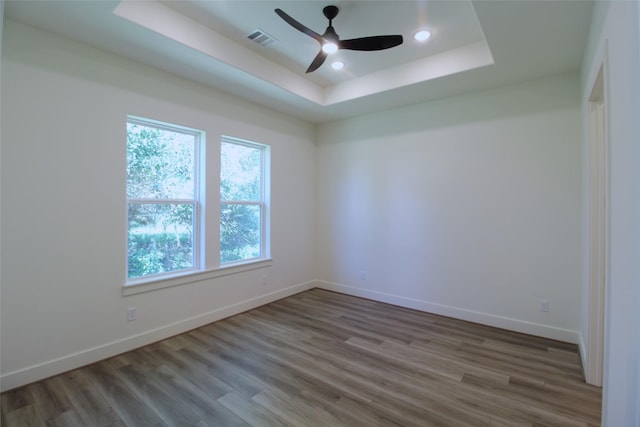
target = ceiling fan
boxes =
[274,5,404,73]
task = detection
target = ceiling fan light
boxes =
[322,42,339,54]
[414,30,431,42]
[331,61,344,70]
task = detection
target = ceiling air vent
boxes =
[247,29,278,48]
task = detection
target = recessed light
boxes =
[322,42,338,54]
[414,30,431,42]
[331,61,344,70]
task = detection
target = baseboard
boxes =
[1,279,581,391]
[315,280,581,344]
[0,281,315,392]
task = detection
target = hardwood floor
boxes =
[1,289,601,426]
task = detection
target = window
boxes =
[220,137,269,264]
[125,117,271,290]
[126,117,200,281]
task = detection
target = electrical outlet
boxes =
[127,307,137,321]
[359,271,366,281]
[539,300,549,313]
[261,274,268,286]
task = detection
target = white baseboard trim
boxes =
[0,281,315,392]
[315,281,580,344]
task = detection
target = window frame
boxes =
[125,116,202,285]
[219,135,270,266]
[123,119,272,295]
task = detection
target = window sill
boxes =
[122,258,273,296]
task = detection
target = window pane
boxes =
[128,203,194,279]
[221,142,261,201]
[127,123,195,199]
[220,203,261,263]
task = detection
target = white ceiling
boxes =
[4,0,594,123]
[156,0,488,86]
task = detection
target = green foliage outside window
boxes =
[127,122,196,279]
[127,203,194,278]
[126,120,267,280]
[220,141,263,263]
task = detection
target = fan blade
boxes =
[275,9,323,43]
[340,35,403,51]
[306,50,328,73]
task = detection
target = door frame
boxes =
[585,64,607,387]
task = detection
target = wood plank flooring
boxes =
[1,289,602,426]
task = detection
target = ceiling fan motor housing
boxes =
[323,5,339,21]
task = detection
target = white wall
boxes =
[5,11,637,426]
[316,74,583,343]
[0,20,316,391]
[581,2,640,425]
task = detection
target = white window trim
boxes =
[220,136,271,265]
[125,116,202,285]
[123,125,272,295]
[122,258,273,296]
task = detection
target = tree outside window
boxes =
[127,119,199,280]
[220,139,268,264]
[126,118,270,286]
